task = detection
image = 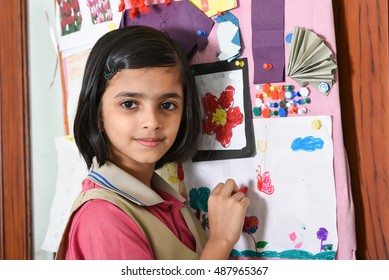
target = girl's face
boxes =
[100,66,184,173]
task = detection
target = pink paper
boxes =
[191,0,357,260]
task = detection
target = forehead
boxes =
[105,66,183,96]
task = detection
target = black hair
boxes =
[73,26,201,170]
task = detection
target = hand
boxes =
[201,179,249,259]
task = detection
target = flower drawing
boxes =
[316,227,333,252]
[243,216,259,235]
[201,85,243,147]
[86,0,113,25]
[243,216,259,254]
[57,0,82,36]
[289,231,303,249]
[242,216,267,254]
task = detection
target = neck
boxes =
[129,166,155,188]
[106,150,156,187]
[116,161,155,188]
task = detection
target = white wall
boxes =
[28,0,64,260]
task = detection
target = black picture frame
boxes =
[191,58,256,161]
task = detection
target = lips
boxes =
[136,138,163,148]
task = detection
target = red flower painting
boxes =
[57,0,82,36]
[87,0,113,25]
[201,85,243,147]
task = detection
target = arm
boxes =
[199,179,249,260]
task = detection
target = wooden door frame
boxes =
[333,0,389,259]
[0,0,31,259]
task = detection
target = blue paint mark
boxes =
[291,136,324,152]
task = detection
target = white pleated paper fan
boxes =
[287,27,337,95]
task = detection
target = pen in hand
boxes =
[238,186,248,194]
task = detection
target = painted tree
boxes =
[188,187,210,229]
[316,227,333,252]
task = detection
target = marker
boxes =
[239,186,248,194]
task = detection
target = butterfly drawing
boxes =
[256,165,274,195]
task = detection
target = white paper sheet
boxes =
[184,115,338,259]
[41,136,87,252]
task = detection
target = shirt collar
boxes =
[86,158,186,207]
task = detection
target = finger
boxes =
[211,182,225,195]
[227,179,240,193]
[218,179,238,196]
[231,191,246,202]
[240,196,250,208]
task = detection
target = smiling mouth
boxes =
[136,138,163,148]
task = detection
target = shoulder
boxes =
[66,199,154,260]
[72,199,131,228]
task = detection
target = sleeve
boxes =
[65,199,154,260]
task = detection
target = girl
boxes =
[56,26,249,260]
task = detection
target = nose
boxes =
[141,106,162,130]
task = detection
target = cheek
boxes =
[103,117,127,134]
[100,111,126,138]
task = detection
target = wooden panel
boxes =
[0,20,3,258]
[0,0,31,259]
[333,0,389,259]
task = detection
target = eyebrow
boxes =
[115,92,183,100]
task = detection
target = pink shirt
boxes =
[65,179,196,260]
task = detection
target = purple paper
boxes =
[251,0,285,84]
[120,0,214,59]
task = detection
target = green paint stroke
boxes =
[188,187,210,212]
[230,249,336,260]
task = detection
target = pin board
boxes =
[45,0,356,260]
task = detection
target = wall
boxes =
[28,0,64,260]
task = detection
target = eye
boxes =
[160,102,176,110]
[121,101,137,109]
